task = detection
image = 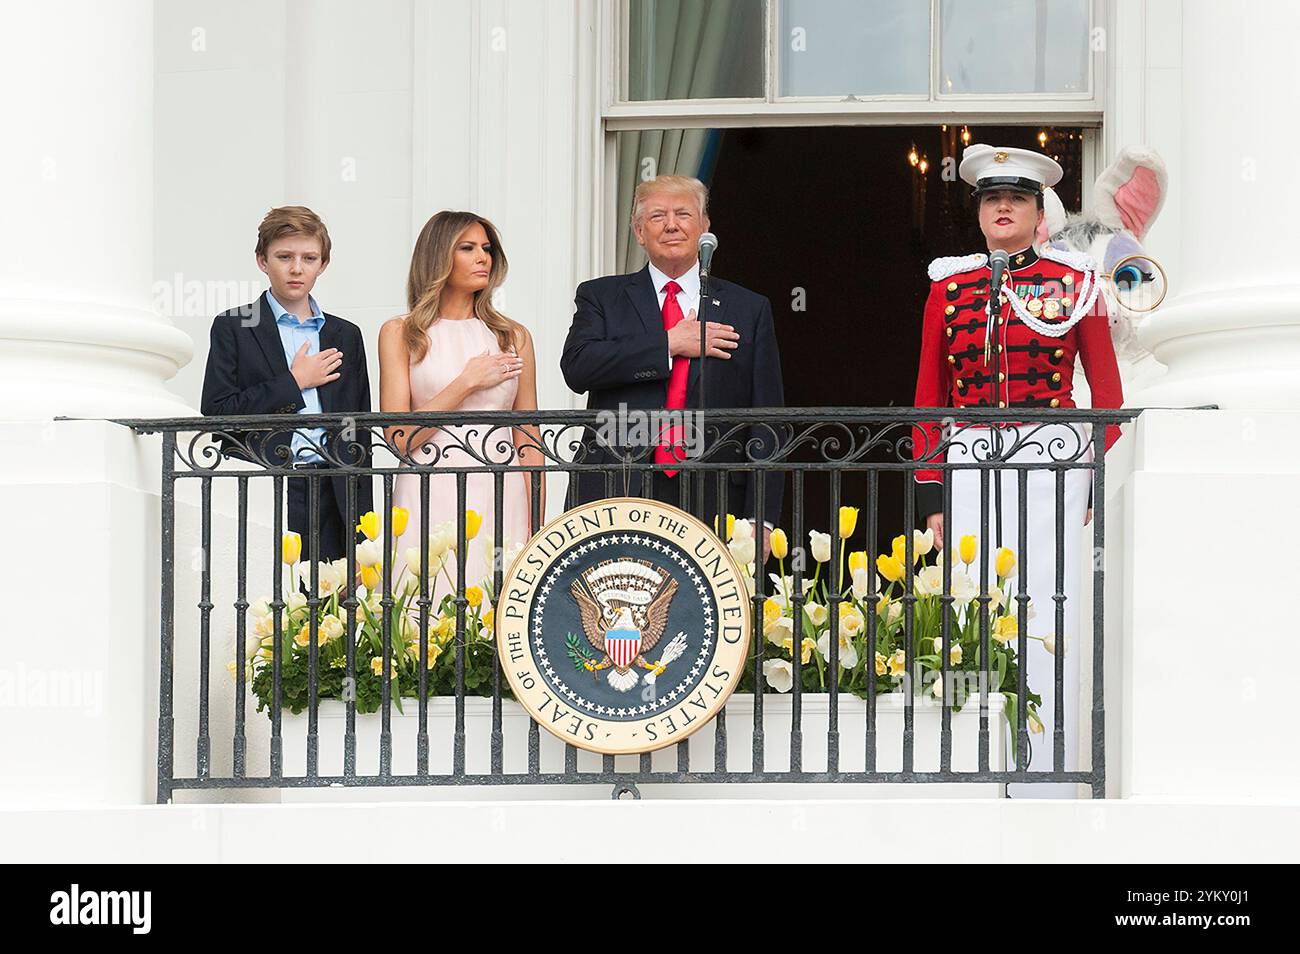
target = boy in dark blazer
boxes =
[201,206,373,563]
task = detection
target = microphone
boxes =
[698,232,718,282]
[985,249,1010,368]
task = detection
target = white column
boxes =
[1135,0,1300,408]
[0,0,189,808]
[0,0,192,419]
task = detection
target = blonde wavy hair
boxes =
[402,211,516,363]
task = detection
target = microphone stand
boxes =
[988,261,1006,550]
[699,265,710,414]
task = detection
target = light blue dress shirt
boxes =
[267,292,326,463]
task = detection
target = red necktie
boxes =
[655,279,690,477]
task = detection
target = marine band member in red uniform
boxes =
[912,144,1124,797]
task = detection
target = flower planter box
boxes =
[279,692,1007,800]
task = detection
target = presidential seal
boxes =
[496,498,751,755]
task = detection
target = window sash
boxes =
[608,0,1102,116]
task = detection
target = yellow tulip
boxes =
[762,597,781,634]
[391,507,409,538]
[887,649,907,677]
[424,640,443,669]
[369,656,398,678]
[482,608,495,633]
[838,506,859,539]
[959,534,977,567]
[360,562,383,591]
[356,511,381,541]
[876,553,905,584]
[770,528,789,560]
[875,652,888,676]
[465,509,483,541]
[282,531,302,566]
[293,622,327,648]
[465,585,483,609]
[782,636,816,665]
[434,616,456,646]
[714,513,736,542]
[992,615,1018,645]
[847,550,868,575]
[995,547,1017,580]
[891,534,907,562]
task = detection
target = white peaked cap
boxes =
[959,144,1063,195]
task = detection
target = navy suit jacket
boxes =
[560,265,784,527]
[199,290,374,519]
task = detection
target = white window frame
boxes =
[588,0,1105,274]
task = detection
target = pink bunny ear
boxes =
[1094,147,1168,239]
[1113,165,1163,237]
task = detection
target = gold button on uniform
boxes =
[998,401,1007,408]
[1062,274,1074,286]
[946,328,953,338]
[1062,297,1073,309]
[947,282,958,291]
[1049,398,1060,408]
[947,355,956,364]
[1054,348,1064,359]
[1052,372,1062,383]
[998,372,1006,382]
[944,305,956,316]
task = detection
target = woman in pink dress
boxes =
[379,211,542,604]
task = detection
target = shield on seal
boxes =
[605,607,642,669]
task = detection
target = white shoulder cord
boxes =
[999,249,1101,338]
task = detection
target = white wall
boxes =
[156,0,590,420]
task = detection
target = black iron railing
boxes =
[119,407,1140,801]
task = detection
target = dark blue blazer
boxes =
[560,265,785,527]
[199,290,373,518]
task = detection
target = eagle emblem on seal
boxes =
[568,559,688,692]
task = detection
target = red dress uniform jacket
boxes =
[912,246,1124,518]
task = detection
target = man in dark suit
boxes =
[201,206,373,563]
[561,175,784,556]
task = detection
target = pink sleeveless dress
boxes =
[391,318,531,604]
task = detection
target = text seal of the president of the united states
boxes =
[496,498,751,755]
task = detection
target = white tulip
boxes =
[356,539,381,568]
[244,630,262,659]
[851,567,871,601]
[429,521,456,559]
[729,534,756,566]
[1042,632,1067,656]
[732,518,754,541]
[803,601,829,628]
[915,565,944,596]
[320,615,345,642]
[250,597,271,619]
[815,626,859,670]
[404,546,423,577]
[285,591,307,614]
[809,530,832,564]
[762,658,794,693]
[914,528,935,558]
[765,615,794,647]
[767,573,816,609]
[949,570,978,605]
